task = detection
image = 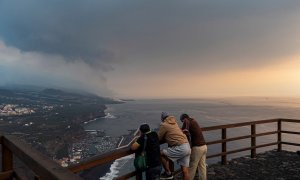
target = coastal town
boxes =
[0,104,35,117]
[0,87,121,169]
[57,130,120,167]
[0,104,124,168]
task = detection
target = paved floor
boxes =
[175,150,300,180]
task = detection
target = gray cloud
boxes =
[0,0,121,69]
[1,1,300,69]
[0,42,114,96]
[1,0,300,96]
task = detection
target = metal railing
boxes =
[1,118,300,180]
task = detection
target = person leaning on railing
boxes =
[158,112,191,180]
[180,113,207,180]
[131,124,162,180]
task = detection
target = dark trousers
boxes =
[145,165,161,180]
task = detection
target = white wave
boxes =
[99,154,134,180]
[83,118,97,124]
[103,112,116,119]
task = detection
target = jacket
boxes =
[158,116,188,146]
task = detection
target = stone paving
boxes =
[176,150,300,180]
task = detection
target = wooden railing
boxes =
[1,118,300,180]
[69,118,300,179]
[0,135,82,180]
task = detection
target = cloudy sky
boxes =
[1,0,300,98]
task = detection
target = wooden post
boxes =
[2,145,13,172]
[221,128,227,165]
[251,124,256,158]
[277,119,282,151]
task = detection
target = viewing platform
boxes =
[0,118,300,179]
[175,150,300,180]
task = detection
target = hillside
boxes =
[0,86,120,159]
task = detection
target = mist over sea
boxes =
[84,97,300,179]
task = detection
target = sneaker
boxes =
[160,171,173,179]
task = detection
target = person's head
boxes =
[139,123,150,134]
[161,112,169,121]
[180,113,190,122]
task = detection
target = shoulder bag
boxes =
[134,135,148,171]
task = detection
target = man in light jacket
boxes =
[158,112,191,180]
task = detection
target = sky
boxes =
[1,0,300,99]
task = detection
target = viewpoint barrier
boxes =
[1,118,300,180]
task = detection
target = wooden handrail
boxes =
[280,118,300,123]
[281,142,300,146]
[206,130,278,145]
[13,168,30,180]
[1,118,300,180]
[207,142,278,159]
[2,135,82,180]
[0,170,14,179]
[201,118,279,131]
[117,171,138,180]
[281,130,300,135]
[68,118,300,179]
[69,146,132,173]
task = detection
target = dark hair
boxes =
[139,124,150,134]
[180,113,190,121]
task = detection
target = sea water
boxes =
[84,97,300,179]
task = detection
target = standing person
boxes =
[131,124,161,180]
[180,113,207,180]
[158,112,191,180]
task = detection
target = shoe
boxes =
[160,171,173,179]
[297,151,300,156]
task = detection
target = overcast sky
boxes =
[1,0,300,98]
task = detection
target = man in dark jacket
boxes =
[131,124,161,180]
[180,113,207,180]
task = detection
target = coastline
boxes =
[55,105,107,158]
[71,105,120,179]
[78,129,139,179]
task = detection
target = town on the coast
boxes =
[0,104,35,117]
[0,87,125,167]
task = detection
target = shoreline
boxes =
[73,106,119,179]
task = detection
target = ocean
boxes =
[84,97,300,179]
